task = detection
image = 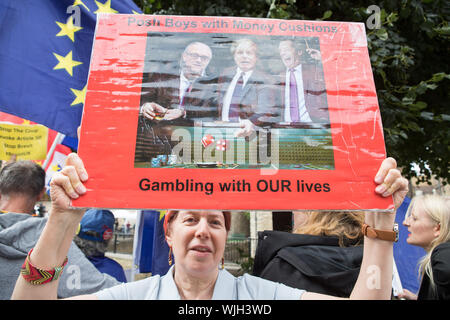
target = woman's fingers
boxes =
[66,153,88,182]
[49,153,88,209]
[374,157,409,209]
[374,157,397,184]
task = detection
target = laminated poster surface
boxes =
[73,14,393,211]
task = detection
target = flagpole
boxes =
[43,132,65,169]
[131,210,144,282]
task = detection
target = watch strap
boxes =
[362,223,398,242]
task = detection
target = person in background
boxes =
[253,211,364,297]
[74,209,127,283]
[0,161,120,299]
[398,194,450,300]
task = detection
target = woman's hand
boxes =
[367,157,409,230]
[49,153,88,218]
[374,157,409,210]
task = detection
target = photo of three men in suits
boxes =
[134,33,331,166]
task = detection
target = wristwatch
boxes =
[362,223,399,242]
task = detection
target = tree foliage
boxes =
[134,0,449,185]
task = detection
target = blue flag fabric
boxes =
[134,211,156,273]
[134,210,170,276]
[0,0,140,137]
[62,135,79,151]
[150,211,171,276]
[394,196,426,293]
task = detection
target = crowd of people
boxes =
[0,151,447,301]
[0,37,449,301]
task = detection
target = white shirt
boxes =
[221,68,253,122]
[284,64,312,123]
[95,265,305,300]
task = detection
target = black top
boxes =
[252,230,363,297]
[418,242,450,300]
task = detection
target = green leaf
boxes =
[410,101,428,110]
[375,28,388,41]
[433,25,450,36]
[322,10,332,20]
[420,112,434,120]
[430,72,450,82]
[386,12,399,25]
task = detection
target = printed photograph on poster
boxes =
[134,32,334,171]
[74,14,392,211]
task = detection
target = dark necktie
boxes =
[180,82,193,110]
[228,73,244,121]
[289,69,299,122]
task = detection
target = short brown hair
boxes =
[0,161,45,198]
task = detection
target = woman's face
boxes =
[166,210,227,277]
[403,202,440,250]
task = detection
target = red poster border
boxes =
[73,14,393,211]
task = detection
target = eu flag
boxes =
[134,210,171,276]
[0,0,141,137]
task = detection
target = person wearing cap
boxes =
[74,209,127,283]
[12,153,408,300]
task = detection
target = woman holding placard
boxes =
[12,154,408,300]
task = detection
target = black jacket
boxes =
[252,230,363,297]
[418,242,450,300]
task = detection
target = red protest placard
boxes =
[73,14,393,211]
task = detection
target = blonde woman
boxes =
[399,194,450,300]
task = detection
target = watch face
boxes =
[393,223,399,242]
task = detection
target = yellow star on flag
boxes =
[94,0,119,14]
[159,211,167,221]
[72,0,90,11]
[56,16,83,42]
[51,164,62,172]
[21,119,31,125]
[53,51,82,76]
[70,85,87,106]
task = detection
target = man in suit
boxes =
[218,38,278,137]
[135,42,217,164]
[140,41,217,123]
[278,39,329,124]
